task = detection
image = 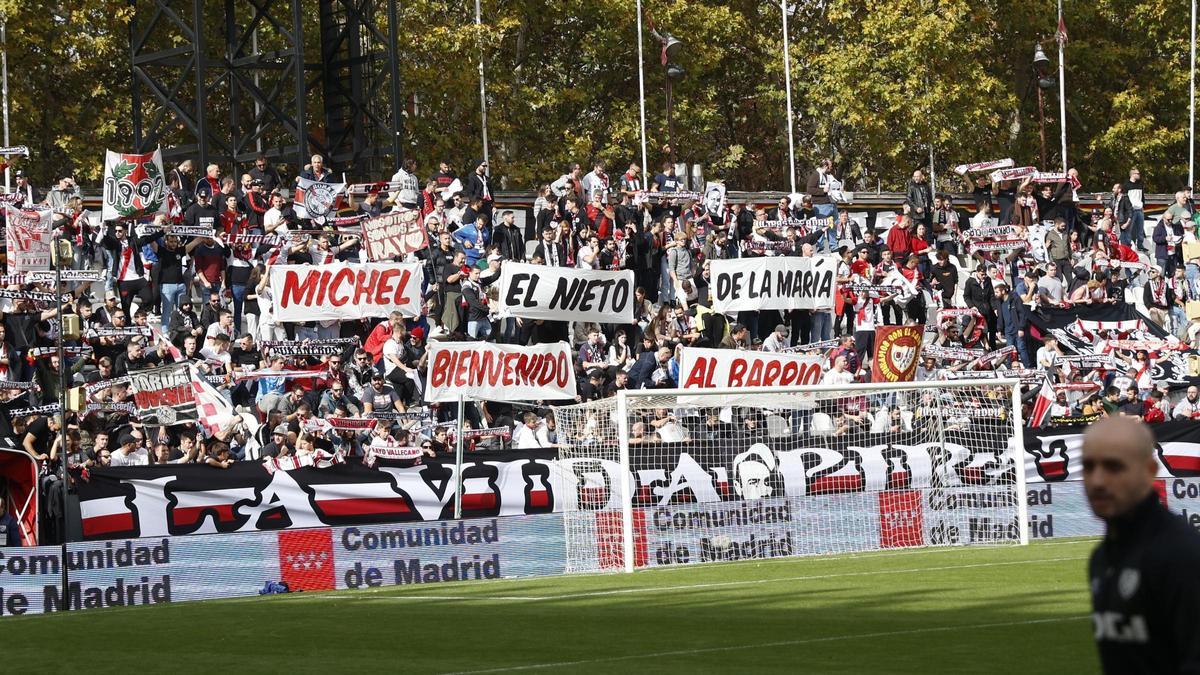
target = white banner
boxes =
[425,341,577,403]
[4,205,52,273]
[677,347,824,389]
[268,262,423,322]
[497,262,635,324]
[710,255,838,314]
[294,177,346,224]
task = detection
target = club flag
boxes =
[872,326,923,383]
[102,148,168,221]
[294,177,346,224]
[189,365,234,438]
[1030,378,1056,428]
[1056,14,1068,44]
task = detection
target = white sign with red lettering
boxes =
[268,262,423,322]
[678,347,824,389]
[425,341,577,403]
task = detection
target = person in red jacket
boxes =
[886,206,915,258]
[363,312,404,364]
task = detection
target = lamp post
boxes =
[649,22,683,165]
[1033,42,1052,169]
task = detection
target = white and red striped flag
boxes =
[1029,377,1056,428]
[189,364,234,437]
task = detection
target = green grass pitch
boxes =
[5,539,1098,673]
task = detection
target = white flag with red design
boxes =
[189,364,233,437]
[1029,377,1056,428]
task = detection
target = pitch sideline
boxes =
[437,615,1091,674]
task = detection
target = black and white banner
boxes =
[129,363,197,426]
[73,424,1023,540]
[1025,420,1200,483]
[710,255,838,313]
[497,262,635,324]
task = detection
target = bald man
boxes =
[1083,416,1200,673]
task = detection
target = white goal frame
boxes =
[608,379,1028,573]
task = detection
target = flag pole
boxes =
[636,0,648,179]
[475,0,489,168]
[781,0,796,194]
[1191,0,1196,188]
[1057,0,1067,173]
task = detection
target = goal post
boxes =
[553,378,1027,575]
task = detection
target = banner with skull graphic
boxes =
[294,177,347,224]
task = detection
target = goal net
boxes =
[552,379,1026,574]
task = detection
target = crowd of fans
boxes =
[0,153,1196,489]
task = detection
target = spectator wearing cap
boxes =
[762,324,790,352]
[13,169,38,205]
[361,373,405,414]
[261,424,294,458]
[110,432,149,467]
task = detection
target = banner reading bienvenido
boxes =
[710,256,838,314]
[268,262,424,322]
[361,209,428,261]
[872,326,922,383]
[102,148,168,221]
[130,363,196,425]
[677,347,824,389]
[497,262,635,324]
[4,205,52,273]
[425,341,577,402]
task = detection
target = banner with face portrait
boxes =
[703,182,726,218]
[710,256,838,314]
[496,262,635,324]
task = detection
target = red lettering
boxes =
[354,269,376,305]
[763,361,781,385]
[728,358,747,387]
[780,361,799,385]
[683,357,709,389]
[470,349,491,385]
[393,269,413,306]
[430,350,451,388]
[314,270,333,305]
[279,269,321,308]
[538,353,555,386]
[802,363,823,385]
[554,351,569,387]
[516,353,539,384]
[376,269,398,306]
[502,353,519,386]
[454,351,470,387]
[485,349,504,385]
[328,267,354,306]
[745,360,764,387]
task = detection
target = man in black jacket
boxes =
[994,281,1030,367]
[493,210,525,262]
[1083,416,1200,674]
[962,266,996,348]
[462,159,493,217]
[905,169,932,228]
